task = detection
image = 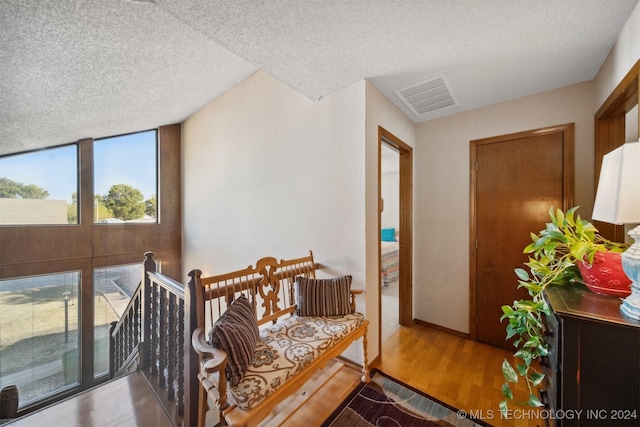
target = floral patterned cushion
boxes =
[226,312,364,410]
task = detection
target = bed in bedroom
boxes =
[381,228,399,287]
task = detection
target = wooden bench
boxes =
[188,251,369,427]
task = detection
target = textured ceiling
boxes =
[0,0,638,156]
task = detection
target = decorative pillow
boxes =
[381,228,396,242]
[208,295,260,386]
[295,275,353,317]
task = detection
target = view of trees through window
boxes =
[0,145,78,225]
[0,129,157,226]
[0,128,159,408]
[94,130,157,223]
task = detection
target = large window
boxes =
[0,124,180,412]
[0,272,80,407]
[93,264,142,378]
[93,130,157,223]
[0,144,78,225]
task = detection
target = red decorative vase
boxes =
[577,251,631,297]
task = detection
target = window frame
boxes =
[0,142,80,226]
[0,124,181,416]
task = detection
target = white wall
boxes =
[594,0,639,143]
[181,72,414,365]
[182,71,367,360]
[627,105,639,142]
[381,170,399,230]
[594,1,640,110]
[414,81,595,333]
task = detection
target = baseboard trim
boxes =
[413,319,470,340]
[368,355,381,369]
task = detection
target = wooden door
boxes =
[470,124,574,348]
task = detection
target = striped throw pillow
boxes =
[295,276,353,317]
[208,295,260,386]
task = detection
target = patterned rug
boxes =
[321,369,491,427]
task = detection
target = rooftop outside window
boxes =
[0,145,78,225]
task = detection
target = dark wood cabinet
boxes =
[542,284,640,426]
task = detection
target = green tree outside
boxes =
[1,177,150,223]
[0,177,49,199]
[93,195,114,222]
[145,195,156,218]
[101,184,145,221]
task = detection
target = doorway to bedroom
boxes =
[381,143,400,342]
[378,127,413,345]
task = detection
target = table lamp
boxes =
[592,140,640,320]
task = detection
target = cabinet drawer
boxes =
[541,309,561,413]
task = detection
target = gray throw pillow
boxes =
[208,295,259,386]
[295,275,353,317]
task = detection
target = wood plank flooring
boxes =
[378,324,544,427]
[5,324,544,427]
[5,372,173,427]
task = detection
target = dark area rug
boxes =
[321,368,492,427]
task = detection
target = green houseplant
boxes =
[499,207,628,414]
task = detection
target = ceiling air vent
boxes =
[394,75,456,117]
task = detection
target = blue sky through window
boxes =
[0,145,77,203]
[94,130,156,201]
[0,130,156,204]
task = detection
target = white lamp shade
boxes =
[592,141,640,225]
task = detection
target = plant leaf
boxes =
[531,372,545,386]
[570,241,589,261]
[502,382,513,399]
[499,400,509,416]
[515,268,530,281]
[527,393,545,407]
[502,359,518,383]
[501,305,514,316]
[565,208,576,227]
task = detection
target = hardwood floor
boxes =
[378,324,544,427]
[5,372,173,427]
[4,324,544,427]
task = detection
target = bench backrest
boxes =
[187,251,317,332]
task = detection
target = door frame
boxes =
[594,60,639,242]
[378,126,413,341]
[469,124,574,341]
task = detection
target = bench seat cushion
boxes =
[227,312,364,410]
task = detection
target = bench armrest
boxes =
[349,289,364,313]
[192,327,228,373]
